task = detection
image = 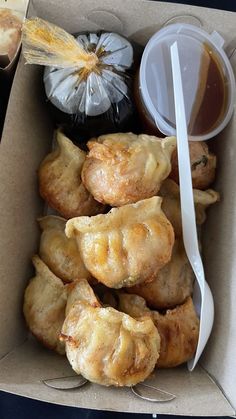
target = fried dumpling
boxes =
[23,256,67,355]
[65,197,175,288]
[160,179,220,237]
[82,133,176,206]
[66,278,100,316]
[61,280,160,386]
[38,215,91,283]
[153,297,199,368]
[117,292,150,318]
[127,239,194,310]
[170,141,217,190]
[117,293,199,368]
[38,130,104,218]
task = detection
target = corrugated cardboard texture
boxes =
[0,338,234,416]
[0,0,236,415]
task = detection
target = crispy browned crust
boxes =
[170,141,217,190]
[116,293,199,369]
[38,215,92,283]
[65,197,175,289]
[23,256,67,355]
[127,239,194,310]
[61,302,160,386]
[39,180,103,218]
[38,130,105,218]
[160,179,219,237]
[154,297,199,368]
[82,133,176,207]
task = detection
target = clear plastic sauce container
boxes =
[136,23,236,141]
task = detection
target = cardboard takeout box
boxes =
[0,0,236,415]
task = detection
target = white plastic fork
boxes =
[170,42,214,370]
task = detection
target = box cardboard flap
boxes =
[0,54,53,357]
[201,112,236,415]
[29,0,236,44]
[0,338,234,416]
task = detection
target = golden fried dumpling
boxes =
[38,215,91,283]
[61,281,160,386]
[127,239,194,310]
[160,179,219,237]
[117,293,199,368]
[38,130,104,218]
[193,188,220,224]
[117,292,150,318]
[66,278,100,316]
[170,141,217,190]
[65,197,175,288]
[153,297,199,368]
[82,133,176,206]
[23,256,67,355]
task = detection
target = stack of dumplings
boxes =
[23,130,219,387]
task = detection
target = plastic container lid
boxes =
[140,23,236,141]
